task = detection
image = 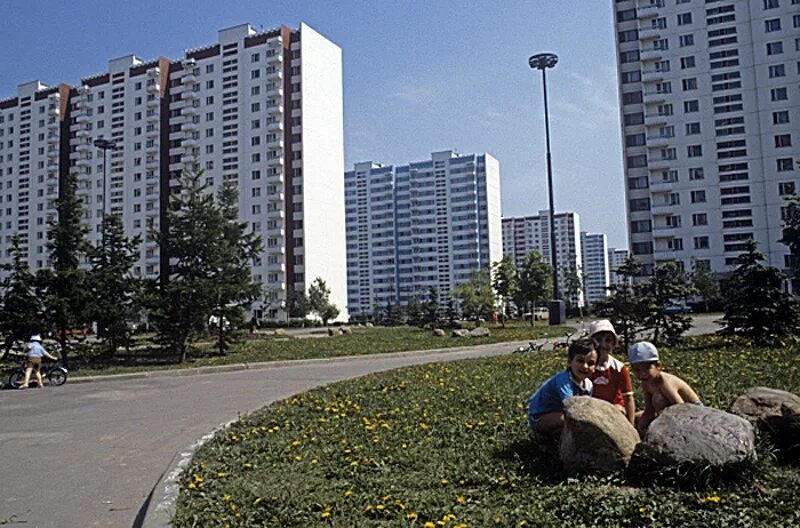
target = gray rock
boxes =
[629,404,756,485]
[432,328,446,337]
[365,322,374,328]
[327,328,336,336]
[469,327,491,338]
[340,326,352,334]
[559,396,639,475]
[273,328,286,336]
[729,387,800,464]
[451,329,469,337]
[729,387,800,422]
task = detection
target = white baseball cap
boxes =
[30,334,43,342]
[628,341,659,364]
[588,319,617,339]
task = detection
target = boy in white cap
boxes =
[19,334,58,389]
[588,319,636,424]
[628,341,701,435]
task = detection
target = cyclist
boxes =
[19,334,58,389]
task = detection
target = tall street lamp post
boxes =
[93,138,117,250]
[529,52,565,325]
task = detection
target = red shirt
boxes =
[590,355,633,407]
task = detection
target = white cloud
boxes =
[388,86,436,104]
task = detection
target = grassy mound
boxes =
[174,336,800,527]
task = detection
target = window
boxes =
[621,71,642,84]
[656,82,672,94]
[679,34,694,47]
[764,0,779,7]
[616,8,636,22]
[658,103,673,116]
[627,155,648,169]
[779,182,796,195]
[775,134,792,148]
[629,197,651,212]
[691,190,707,203]
[773,111,790,124]
[251,69,260,79]
[692,213,708,226]
[670,238,684,251]
[687,145,703,157]
[653,17,667,29]
[777,158,795,171]
[694,236,710,250]
[689,167,704,180]
[622,91,643,105]
[655,60,670,72]
[659,125,675,138]
[620,50,640,63]
[684,100,699,113]
[618,29,639,43]
[686,122,701,135]
[624,112,644,125]
[677,13,692,25]
[768,64,786,78]
[767,41,784,55]
[765,18,781,32]
[771,87,788,101]
[206,80,214,89]
[680,56,696,69]
[682,78,697,90]
[626,133,646,147]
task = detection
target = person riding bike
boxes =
[19,334,58,389]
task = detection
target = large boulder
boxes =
[469,327,491,337]
[729,387,800,464]
[729,387,800,421]
[559,396,639,475]
[451,329,469,337]
[628,404,756,486]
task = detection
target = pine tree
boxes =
[86,214,142,356]
[595,255,648,350]
[640,262,695,345]
[148,165,262,361]
[0,235,44,359]
[39,171,90,367]
[491,256,518,327]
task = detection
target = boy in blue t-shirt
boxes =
[528,338,598,437]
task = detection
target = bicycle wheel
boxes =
[8,369,25,389]
[47,368,68,387]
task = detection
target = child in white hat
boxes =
[628,341,701,436]
[588,319,636,425]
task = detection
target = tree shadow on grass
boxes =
[493,436,568,484]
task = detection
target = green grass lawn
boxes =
[174,335,800,527]
[3,322,572,378]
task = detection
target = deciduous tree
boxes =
[307,277,339,326]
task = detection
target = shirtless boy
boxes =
[628,341,701,436]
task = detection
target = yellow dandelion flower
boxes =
[407,512,418,520]
[456,496,466,504]
[321,511,331,519]
[344,490,353,497]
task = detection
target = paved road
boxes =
[0,314,721,527]
[0,341,525,528]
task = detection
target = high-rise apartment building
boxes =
[0,23,346,320]
[581,231,611,306]
[608,247,631,286]
[613,0,799,278]
[344,151,502,318]
[501,211,584,306]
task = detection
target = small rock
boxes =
[327,328,336,336]
[273,328,286,336]
[433,328,446,337]
[365,322,374,328]
[469,327,491,338]
[628,404,756,486]
[559,396,639,475]
[340,326,352,334]
[451,329,469,337]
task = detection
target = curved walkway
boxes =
[0,340,529,528]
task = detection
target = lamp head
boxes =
[93,138,117,149]
[529,53,558,70]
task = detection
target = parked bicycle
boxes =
[6,355,68,389]
[514,340,547,354]
[552,330,579,351]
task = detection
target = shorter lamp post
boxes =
[93,138,117,249]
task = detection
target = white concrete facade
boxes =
[501,211,584,307]
[613,0,800,277]
[0,23,347,321]
[581,231,611,306]
[344,151,502,319]
[608,247,631,287]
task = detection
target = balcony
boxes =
[182,72,197,84]
[268,53,283,65]
[267,209,285,221]
[266,68,283,81]
[267,226,285,238]
[266,260,286,273]
[647,157,675,170]
[637,26,661,40]
[76,129,91,138]
[266,156,284,167]
[147,67,160,78]
[641,69,664,83]
[643,91,667,105]
[644,113,669,126]
[266,86,284,98]
[266,138,284,150]
[182,106,199,117]
[182,138,197,149]
[636,3,659,19]
[651,200,679,209]
[266,172,284,185]
[639,48,662,62]
[268,36,282,48]
[76,158,91,167]
[146,81,160,94]
[146,142,160,153]
[46,133,59,144]
[266,120,284,132]
[267,103,284,115]
[75,142,91,153]
[146,112,160,123]
[182,89,198,100]
[268,191,285,202]
[145,127,159,138]
[147,97,160,108]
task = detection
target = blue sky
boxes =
[1,0,628,248]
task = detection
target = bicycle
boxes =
[514,340,547,354]
[6,356,68,389]
[552,330,578,351]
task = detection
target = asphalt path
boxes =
[0,314,721,527]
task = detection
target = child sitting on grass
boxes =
[527,338,598,439]
[628,341,702,436]
[588,319,636,425]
